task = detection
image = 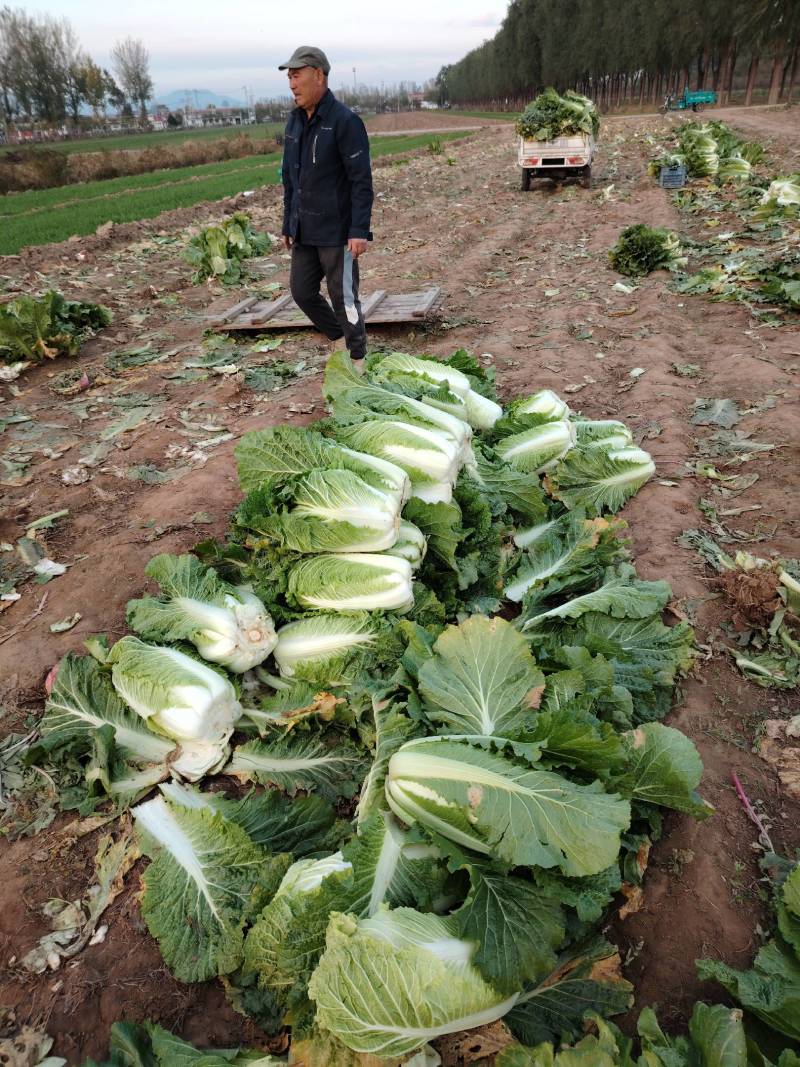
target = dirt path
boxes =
[1,114,799,1062]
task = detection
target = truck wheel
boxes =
[521,168,531,191]
[581,166,592,189]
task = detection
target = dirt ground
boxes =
[1,108,800,1062]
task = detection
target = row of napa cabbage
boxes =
[36,350,700,1063]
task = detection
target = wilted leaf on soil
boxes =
[50,612,82,633]
[126,463,187,485]
[671,362,702,378]
[0,1020,64,1067]
[759,720,800,800]
[690,398,742,428]
[695,429,775,459]
[20,830,139,973]
[99,406,153,440]
[0,732,60,840]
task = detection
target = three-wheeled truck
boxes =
[660,87,717,113]
[517,132,595,190]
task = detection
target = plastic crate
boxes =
[659,164,687,189]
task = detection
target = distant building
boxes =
[153,103,255,128]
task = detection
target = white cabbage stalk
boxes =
[274,614,378,679]
[496,419,576,473]
[108,637,241,780]
[175,587,277,673]
[513,518,561,548]
[514,389,570,421]
[412,480,454,504]
[384,520,427,569]
[288,553,415,613]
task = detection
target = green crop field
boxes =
[0,123,284,157]
[452,110,517,121]
[0,131,470,255]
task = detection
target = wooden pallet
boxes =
[205,287,442,332]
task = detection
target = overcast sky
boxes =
[32,0,503,99]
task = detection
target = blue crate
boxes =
[659,164,687,189]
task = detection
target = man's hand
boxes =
[348,237,368,258]
[282,235,293,250]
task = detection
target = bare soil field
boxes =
[1,111,799,1062]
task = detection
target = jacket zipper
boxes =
[312,134,318,164]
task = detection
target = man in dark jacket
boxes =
[278,46,373,359]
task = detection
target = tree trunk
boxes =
[716,39,734,102]
[725,39,738,105]
[786,43,800,102]
[779,43,797,100]
[697,45,707,88]
[744,52,760,106]
[711,48,722,93]
[767,42,785,105]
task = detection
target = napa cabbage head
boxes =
[333,420,462,499]
[308,907,518,1057]
[385,520,427,569]
[323,351,473,459]
[495,420,576,473]
[107,636,241,780]
[368,352,502,430]
[287,552,415,613]
[760,175,800,208]
[273,612,381,683]
[513,389,570,421]
[126,553,277,673]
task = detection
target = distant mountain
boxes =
[154,89,247,111]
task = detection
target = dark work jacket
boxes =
[281,89,373,245]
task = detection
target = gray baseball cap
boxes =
[278,46,331,75]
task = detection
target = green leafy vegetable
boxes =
[184,212,271,284]
[0,290,111,365]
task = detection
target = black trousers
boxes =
[289,242,367,358]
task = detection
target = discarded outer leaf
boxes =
[618,883,645,919]
[26,509,69,535]
[690,398,741,429]
[50,612,82,634]
[43,663,60,695]
[758,720,800,800]
[435,1021,514,1064]
[33,559,66,580]
[20,831,139,973]
[0,1023,63,1066]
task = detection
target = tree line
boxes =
[0,6,153,127]
[437,0,800,110]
